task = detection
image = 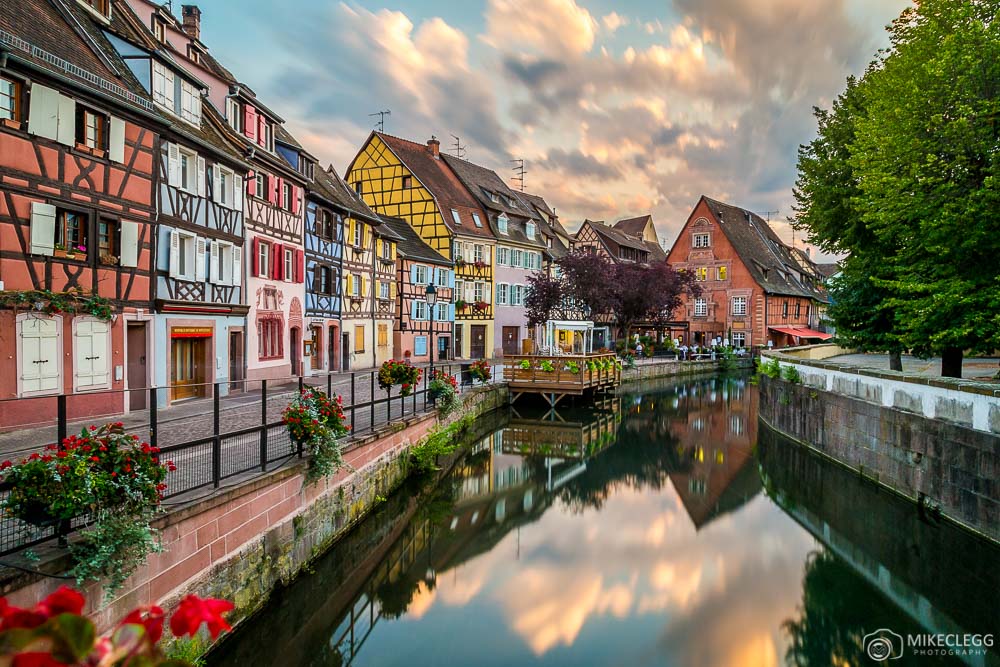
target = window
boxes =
[187,45,201,64]
[474,245,484,263]
[514,284,525,306]
[490,192,499,203]
[732,296,747,315]
[258,317,284,361]
[496,283,509,305]
[354,325,365,353]
[717,266,727,280]
[435,268,448,286]
[436,302,448,320]
[497,247,509,266]
[379,280,390,300]
[77,108,106,150]
[377,324,389,347]
[415,265,428,285]
[525,222,536,240]
[212,241,238,285]
[732,332,746,348]
[694,298,708,317]
[414,300,429,320]
[402,175,412,188]
[56,209,87,253]
[452,240,463,261]
[97,218,118,261]
[783,301,789,318]
[497,214,508,234]
[225,98,241,132]
[255,240,269,277]
[180,80,201,124]
[262,121,272,152]
[80,0,110,16]
[282,181,293,211]
[451,209,461,226]
[215,165,236,207]
[314,265,333,295]
[353,221,363,247]
[178,146,198,193]
[455,280,464,301]
[695,267,708,281]
[512,249,523,268]
[473,282,484,302]
[473,213,483,228]
[152,17,165,42]
[283,248,293,282]
[795,302,802,318]
[693,233,710,248]
[0,76,22,121]
[255,172,265,198]
[380,239,392,259]
[152,62,174,110]
[351,273,361,297]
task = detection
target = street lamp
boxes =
[425,283,437,378]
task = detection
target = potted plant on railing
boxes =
[427,370,460,417]
[378,359,422,397]
[0,422,173,598]
[539,359,555,373]
[473,300,489,313]
[283,388,351,482]
[564,360,580,374]
[455,299,468,312]
[469,359,491,384]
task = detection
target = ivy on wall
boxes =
[0,289,114,321]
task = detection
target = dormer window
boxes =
[78,0,110,19]
[472,213,483,228]
[179,80,201,125]
[152,62,174,109]
[187,45,201,65]
[152,18,166,42]
[525,222,536,240]
[497,214,508,235]
[450,209,461,226]
[490,192,499,203]
[226,98,241,132]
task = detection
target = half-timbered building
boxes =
[519,191,573,266]
[573,217,667,265]
[346,133,495,360]
[303,167,345,374]
[339,207,394,370]
[380,217,454,365]
[101,0,252,404]
[666,196,830,350]
[0,0,160,426]
[443,155,547,357]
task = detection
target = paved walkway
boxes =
[825,354,1000,381]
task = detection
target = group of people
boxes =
[632,337,749,361]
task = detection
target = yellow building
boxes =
[346,133,496,360]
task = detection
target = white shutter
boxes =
[56,93,75,146]
[27,84,60,140]
[109,116,126,163]
[483,283,491,304]
[74,319,110,390]
[195,237,207,281]
[168,230,180,278]
[167,143,180,187]
[212,166,221,204]
[233,173,243,212]
[119,221,139,267]
[20,318,60,394]
[209,240,220,283]
[231,246,242,286]
[29,202,56,256]
[196,156,206,197]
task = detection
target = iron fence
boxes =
[0,362,499,557]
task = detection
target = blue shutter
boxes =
[410,264,418,285]
[411,300,418,321]
[448,303,455,321]
[448,269,455,288]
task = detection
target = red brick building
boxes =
[666,197,829,350]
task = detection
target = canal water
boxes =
[209,375,999,667]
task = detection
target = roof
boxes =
[308,166,381,224]
[816,262,840,278]
[519,191,573,239]
[613,215,653,239]
[371,133,495,240]
[441,154,546,249]
[701,196,828,301]
[580,220,667,263]
[379,217,451,265]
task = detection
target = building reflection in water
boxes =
[208,376,998,667]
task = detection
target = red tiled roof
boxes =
[375,133,495,240]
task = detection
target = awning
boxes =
[768,326,832,340]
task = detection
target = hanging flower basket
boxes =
[378,359,422,397]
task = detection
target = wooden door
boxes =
[228,331,244,392]
[438,335,449,361]
[310,326,322,370]
[502,326,519,356]
[290,327,301,376]
[454,324,464,359]
[470,325,487,359]
[171,338,206,401]
[127,323,147,409]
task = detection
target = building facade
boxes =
[0,0,159,426]
[346,133,496,360]
[303,168,344,374]
[380,217,454,364]
[339,211,393,370]
[666,196,830,350]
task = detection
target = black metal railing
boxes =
[0,363,499,557]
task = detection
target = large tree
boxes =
[524,272,564,327]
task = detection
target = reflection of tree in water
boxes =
[782,550,961,667]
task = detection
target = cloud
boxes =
[483,0,598,59]
[601,12,629,33]
[538,148,621,180]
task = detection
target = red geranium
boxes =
[169,595,235,640]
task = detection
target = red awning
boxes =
[768,326,833,340]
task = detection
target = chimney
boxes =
[805,247,812,259]
[181,5,202,41]
[427,135,440,158]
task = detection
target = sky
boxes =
[197,0,910,255]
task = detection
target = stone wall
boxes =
[0,384,508,633]
[758,375,998,542]
[621,357,751,383]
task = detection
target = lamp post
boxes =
[425,283,437,379]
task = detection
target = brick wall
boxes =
[0,384,508,633]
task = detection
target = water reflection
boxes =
[210,376,999,667]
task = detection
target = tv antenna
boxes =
[511,159,525,191]
[369,110,391,132]
[755,209,779,223]
[450,134,466,159]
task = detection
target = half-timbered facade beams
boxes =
[303,197,343,374]
[340,216,378,370]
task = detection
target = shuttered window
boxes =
[354,325,365,353]
[1,77,22,121]
[73,318,111,391]
[152,62,174,110]
[18,316,61,396]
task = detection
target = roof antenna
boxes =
[755,209,779,223]
[450,134,466,159]
[511,159,525,192]
[369,110,391,132]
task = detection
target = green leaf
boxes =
[49,613,96,662]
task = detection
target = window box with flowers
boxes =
[53,244,87,260]
[427,370,459,416]
[455,299,468,312]
[473,260,488,270]
[469,359,491,383]
[0,422,173,598]
[283,388,351,483]
[473,300,489,313]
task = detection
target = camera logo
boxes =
[864,629,905,661]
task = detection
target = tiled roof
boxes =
[702,196,828,301]
[373,133,495,241]
[577,219,666,263]
[309,166,381,224]
[520,191,572,239]
[815,262,840,278]
[613,215,653,238]
[441,155,547,250]
[379,217,451,265]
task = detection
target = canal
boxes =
[209,375,999,667]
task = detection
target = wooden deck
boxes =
[502,353,622,407]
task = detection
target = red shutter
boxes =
[266,175,276,204]
[251,237,260,277]
[244,105,257,141]
[291,186,300,215]
[257,116,267,147]
[246,170,256,197]
[277,177,286,209]
[295,249,304,283]
[271,243,281,280]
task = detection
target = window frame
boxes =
[283,248,294,282]
[178,146,198,193]
[525,222,536,240]
[717,266,727,281]
[450,209,461,226]
[151,61,175,110]
[402,175,412,189]
[282,181,293,212]
[693,233,710,248]
[497,214,508,234]
[694,297,708,317]
[414,300,429,320]
[55,208,88,254]
[414,265,429,285]
[0,76,23,123]
[97,217,119,262]
[379,280,390,301]
[257,239,270,278]
[77,106,107,151]
[473,213,483,228]
[731,296,747,316]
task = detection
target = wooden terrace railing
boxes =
[502,353,621,405]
